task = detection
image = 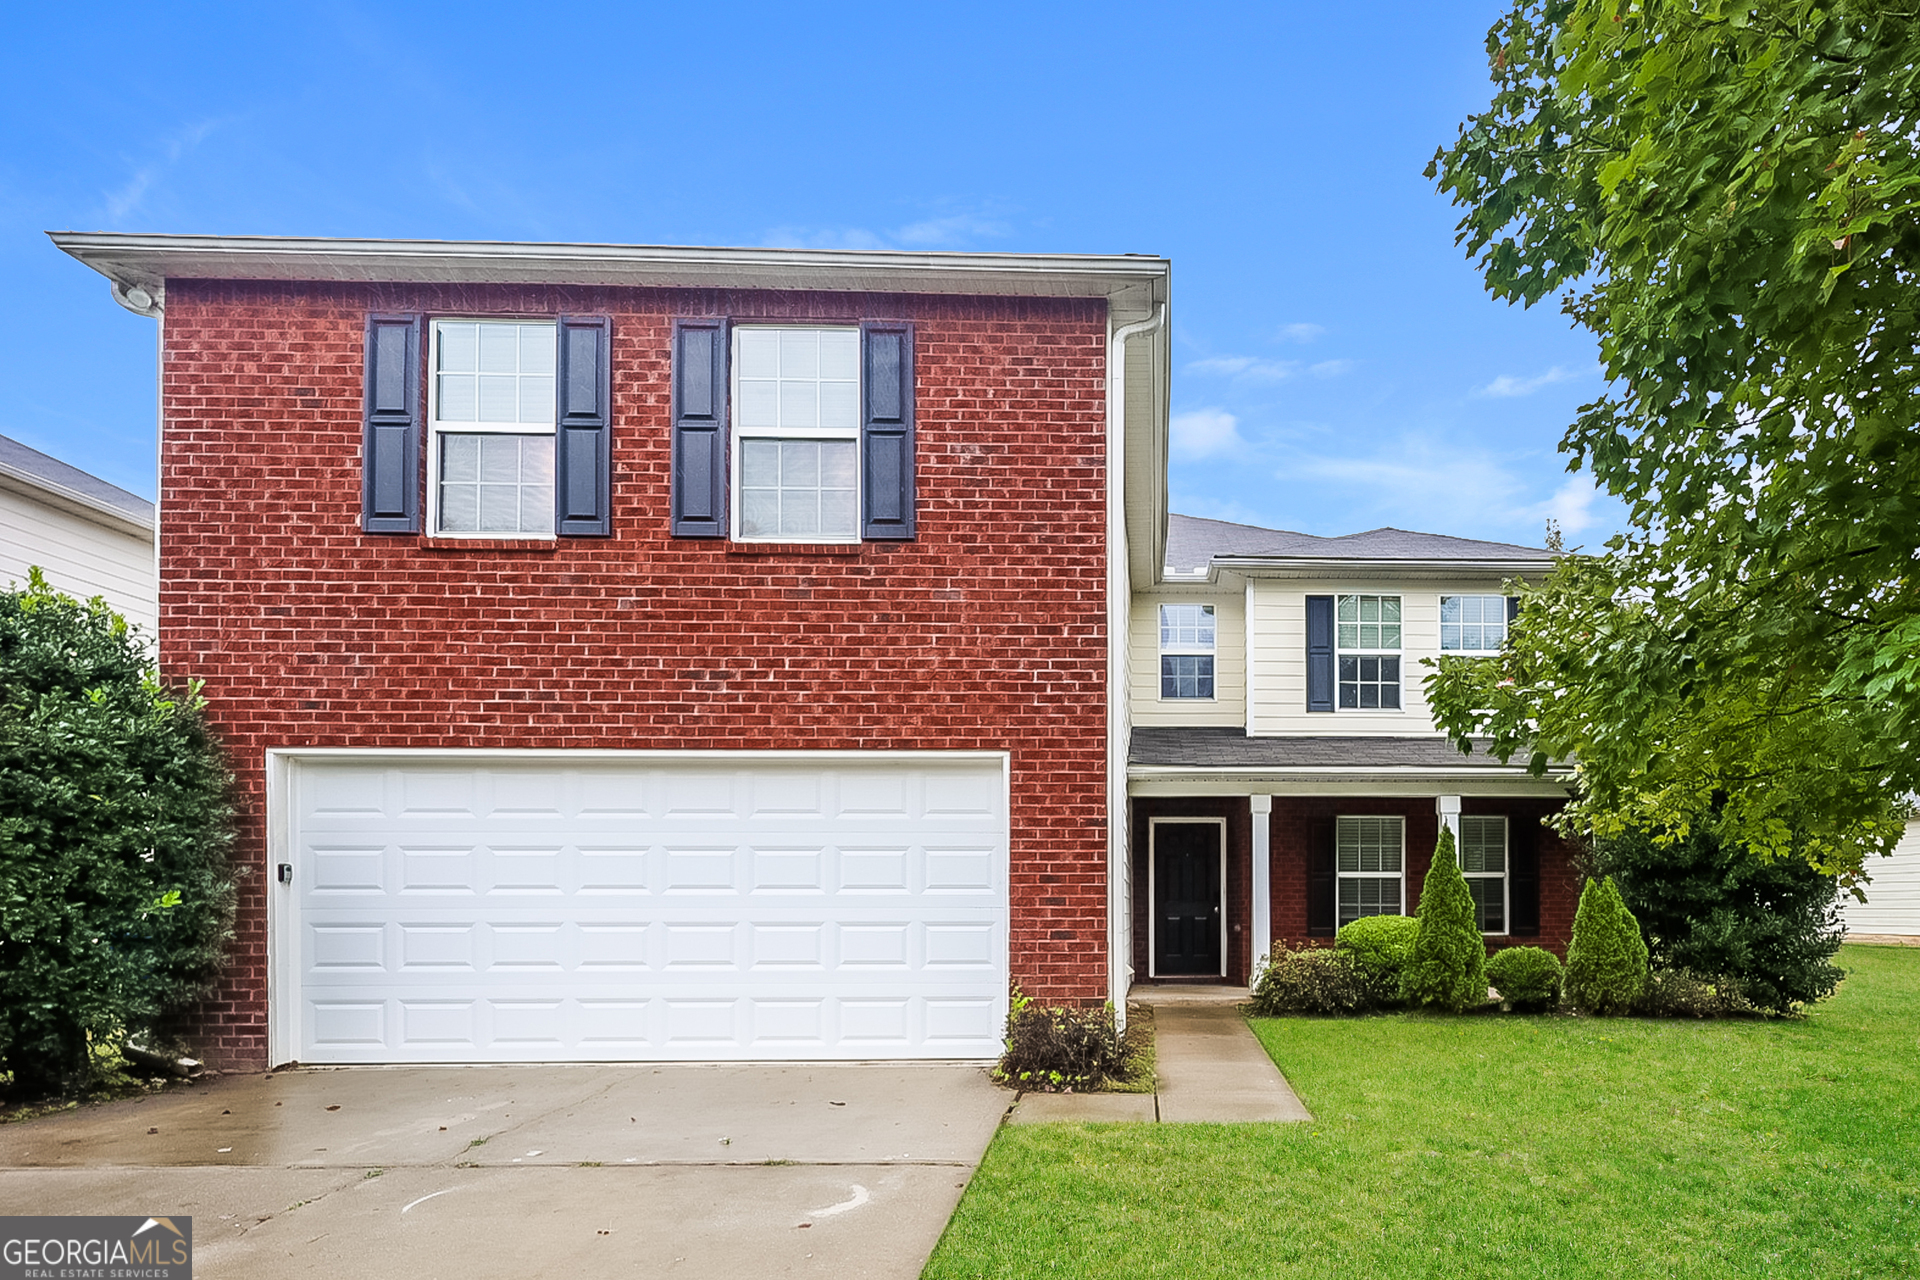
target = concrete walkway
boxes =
[1009,986,1312,1125]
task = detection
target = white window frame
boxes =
[1158,603,1217,700]
[1440,594,1510,652]
[1335,593,1403,711]
[1336,815,1405,926]
[426,318,558,540]
[1458,814,1510,936]
[729,324,862,545]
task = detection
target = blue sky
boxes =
[0,2,1620,549]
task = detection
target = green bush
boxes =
[0,571,235,1099]
[1402,827,1489,1012]
[1336,914,1419,1005]
[1249,944,1370,1015]
[995,989,1126,1091]
[1639,968,1751,1019]
[1486,946,1562,1011]
[1595,827,1844,1015]
[1564,876,1649,1015]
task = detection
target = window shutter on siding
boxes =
[1307,817,1337,936]
[670,318,729,537]
[1509,814,1541,936]
[362,313,422,534]
[1306,595,1335,712]
[555,316,613,537]
[860,321,915,540]
[1507,595,1521,625]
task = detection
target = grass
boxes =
[1103,1003,1158,1094]
[925,945,1920,1279]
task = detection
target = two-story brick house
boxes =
[55,232,1172,1068]
[1127,515,1579,986]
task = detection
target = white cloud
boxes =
[1185,355,1298,382]
[1522,475,1604,536]
[893,212,1012,247]
[1292,441,1525,527]
[761,225,892,251]
[1170,408,1246,460]
[104,119,220,222]
[1277,323,1325,343]
[1476,365,1586,398]
[1309,359,1355,378]
[762,205,1012,253]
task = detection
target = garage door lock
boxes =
[277,863,293,885]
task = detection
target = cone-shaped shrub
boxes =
[1564,876,1649,1015]
[1401,827,1488,1012]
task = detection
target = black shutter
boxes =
[1306,595,1335,712]
[1509,814,1541,937]
[861,321,915,540]
[1507,595,1521,625]
[670,319,728,537]
[1307,817,1337,937]
[362,314,421,534]
[555,316,612,537]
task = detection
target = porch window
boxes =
[1336,815,1404,925]
[1459,815,1508,934]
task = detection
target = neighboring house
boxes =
[55,232,1172,1069]
[0,432,157,634]
[1843,825,1920,939]
[1127,515,1579,985]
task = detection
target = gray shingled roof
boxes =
[0,434,153,528]
[1165,513,1549,574]
[1130,727,1563,772]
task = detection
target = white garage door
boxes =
[271,753,1009,1064]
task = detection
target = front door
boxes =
[1153,821,1222,976]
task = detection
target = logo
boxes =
[1,1215,192,1279]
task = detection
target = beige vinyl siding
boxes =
[1248,579,1512,737]
[0,485,157,636]
[1843,821,1920,937]
[1130,587,1245,727]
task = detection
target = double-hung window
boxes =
[430,320,557,536]
[1336,594,1401,709]
[1458,816,1508,934]
[1336,815,1404,925]
[1159,603,1216,699]
[1440,595,1510,652]
[733,327,861,542]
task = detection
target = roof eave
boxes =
[1208,555,1559,581]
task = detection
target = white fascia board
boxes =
[1205,556,1558,583]
[1128,765,1573,799]
[266,746,1012,764]
[49,232,1170,318]
[0,466,155,541]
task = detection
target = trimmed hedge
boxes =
[1249,944,1369,1015]
[1336,914,1419,1006]
[1565,876,1649,1015]
[1487,946,1562,1011]
[1402,827,1489,1012]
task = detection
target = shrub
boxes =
[1639,968,1750,1019]
[1249,944,1369,1015]
[0,571,235,1099]
[995,989,1126,1091]
[1594,827,1844,1015]
[1402,827,1489,1012]
[1336,914,1419,1006]
[1564,876,1649,1015]
[1486,946,1562,1011]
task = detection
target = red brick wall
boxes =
[1129,798,1255,985]
[1265,795,1579,954]
[157,280,1112,1066]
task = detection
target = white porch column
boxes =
[1250,794,1273,978]
[1436,794,1462,852]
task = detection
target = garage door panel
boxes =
[286,757,1008,1062]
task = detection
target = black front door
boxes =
[1154,822,1222,976]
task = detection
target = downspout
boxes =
[1107,302,1165,1029]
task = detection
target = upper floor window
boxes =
[430,320,557,536]
[732,327,861,543]
[1336,594,1400,709]
[1441,595,1509,652]
[1160,603,1216,699]
[1458,815,1508,934]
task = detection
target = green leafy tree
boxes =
[1402,827,1489,1012]
[1564,876,1650,1014]
[0,570,236,1098]
[1425,0,1920,871]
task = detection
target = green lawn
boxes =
[925,945,1920,1279]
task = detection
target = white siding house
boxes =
[1844,822,1920,939]
[0,434,156,636]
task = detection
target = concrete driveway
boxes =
[0,1063,1009,1278]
